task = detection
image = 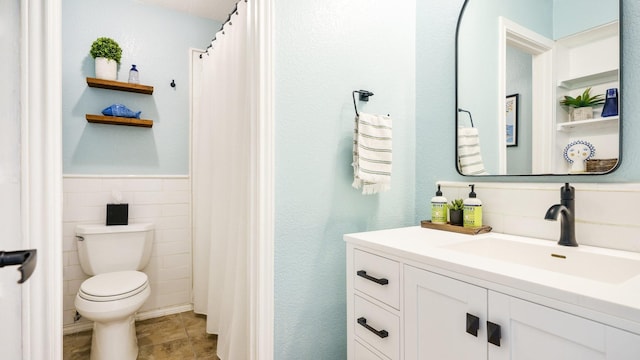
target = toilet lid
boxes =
[79,271,149,302]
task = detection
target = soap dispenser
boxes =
[431,185,448,224]
[463,184,482,228]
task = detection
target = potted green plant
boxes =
[448,199,464,226]
[560,87,605,121]
[90,37,122,81]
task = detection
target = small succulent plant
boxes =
[90,37,122,64]
[448,199,464,211]
[560,87,605,108]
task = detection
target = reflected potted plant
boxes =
[448,199,464,226]
[90,37,122,81]
[560,87,605,121]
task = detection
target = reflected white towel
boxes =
[457,127,489,175]
[352,113,392,194]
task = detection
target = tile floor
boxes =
[63,311,219,360]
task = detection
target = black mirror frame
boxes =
[454,0,623,177]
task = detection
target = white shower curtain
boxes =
[193,1,250,359]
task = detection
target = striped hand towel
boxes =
[457,127,489,175]
[352,113,393,194]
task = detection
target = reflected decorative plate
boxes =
[563,140,596,164]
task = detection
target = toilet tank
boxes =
[76,223,154,276]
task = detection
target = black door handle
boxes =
[487,321,501,347]
[356,270,389,285]
[357,317,389,338]
[0,249,37,284]
[466,313,480,337]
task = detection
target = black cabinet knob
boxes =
[466,313,480,337]
[487,321,501,347]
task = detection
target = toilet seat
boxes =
[79,271,149,302]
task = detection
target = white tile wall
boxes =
[439,181,640,252]
[62,176,192,327]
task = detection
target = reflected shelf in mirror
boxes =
[556,116,618,132]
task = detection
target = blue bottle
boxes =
[601,88,618,117]
[128,64,139,84]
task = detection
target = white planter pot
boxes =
[569,107,593,121]
[95,57,117,80]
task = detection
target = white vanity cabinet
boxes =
[404,265,640,360]
[345,227,640,360]
[404,265,487,360]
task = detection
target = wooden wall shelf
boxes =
[86,77,154,95]
[86,114,153,128]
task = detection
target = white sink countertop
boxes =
[344,226,640,334]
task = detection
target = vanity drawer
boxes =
[354,339,384,360]
[354,295,399,360]
[354,249,400,309]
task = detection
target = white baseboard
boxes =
[63,321,93,336]
[63,303,194,335]
[135,303,194,321]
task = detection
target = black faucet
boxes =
[544,183,577,247]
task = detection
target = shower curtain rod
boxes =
[199,0,247,58]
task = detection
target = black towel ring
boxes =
[352,90,374,117]
[458,108,475,128]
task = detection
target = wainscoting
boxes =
[439,181,640,253]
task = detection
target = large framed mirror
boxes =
[456,0,621,176]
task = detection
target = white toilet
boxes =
[74,223,154,360]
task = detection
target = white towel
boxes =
[457,127,489,175]
[352,113,393,194]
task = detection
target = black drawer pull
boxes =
[466,313,480,337]
[357,317,389,338]
[357,270,389,285]
[487,321,501,347]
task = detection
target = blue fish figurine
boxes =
[101,104,142,119]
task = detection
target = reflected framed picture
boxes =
[506,94,519,147]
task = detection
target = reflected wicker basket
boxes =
[586,158,618,173]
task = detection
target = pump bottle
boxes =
[431,185,448,224]
[463,184,483,228]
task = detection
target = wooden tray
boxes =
[420,220,492,235]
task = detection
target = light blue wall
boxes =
[554,0,619,39]
[62,0,218,175]
[416,1,466,221]
[416,0,640,224]
[274,0,416,358]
